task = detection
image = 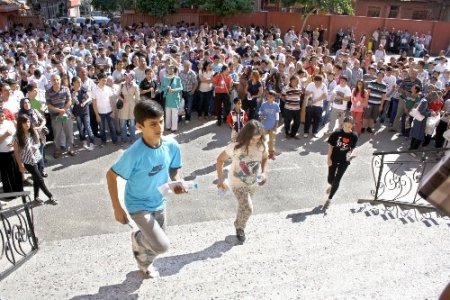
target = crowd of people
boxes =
[0,20,449,200]
[0,19,449,278]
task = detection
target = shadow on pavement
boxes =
[286,206,324,223]
[69,270,143,300]
[156,235,238,277]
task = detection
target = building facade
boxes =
[28,0,80,19]
[355,0,450,21]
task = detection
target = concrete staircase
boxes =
[1,203,449,300]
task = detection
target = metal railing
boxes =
[0,191,39,280]
[358,148,449,211]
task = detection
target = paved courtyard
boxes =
[1,118,449,299]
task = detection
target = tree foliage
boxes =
[90,0,118,15]
[281,0,353,32]
[136,0,177,19]
[281,0,353,17]
[199,0,253,17]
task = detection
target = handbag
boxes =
[116,84,124,109]
[409,108,425,121]
[178,98,186,116]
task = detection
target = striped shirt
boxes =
[46,86,71,117]
[282,85,303,110]
[13,134,41,165]
[367,80,387,105]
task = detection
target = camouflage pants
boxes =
[232,185,256,231]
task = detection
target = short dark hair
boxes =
[233,97,241,104]
[26,83,38,92]
[134,100,164,125]
[97,72,107,80]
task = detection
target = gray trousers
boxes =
[130,210,170,264]
[393,99,406,132]
[51,116,74,151]
[328,108,347,133]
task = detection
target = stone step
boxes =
[0,203,449,299]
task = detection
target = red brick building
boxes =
[354,0,450,21]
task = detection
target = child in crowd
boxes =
[324,116,358,209]
[259,90,280,160]
[216,120,269,243]
[13,114,57,205]
[106,100,185,279]
[350,80,369,134]
[226,98,248,142]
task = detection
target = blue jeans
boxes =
[198,90,213,118]
[120,119,135,143]
[76,114,95,144]
[389,98,399,125]
[182,91,194,121]
[322,100,330,125]
[99,112,117,144]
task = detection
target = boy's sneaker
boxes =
[88,143,95,151]
[303,133,309,138]
[236,228,246,243]
[47,197,58,205]
[82,141,89,149]
[34,198,44,205]
[367,128,373,134]
[131,232,159,278]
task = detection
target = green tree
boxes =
[199,0,253,17]
[136,0,177,20]
[281,0,353,33]
[90,0,119,15]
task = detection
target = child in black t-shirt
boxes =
[324,116,358,209]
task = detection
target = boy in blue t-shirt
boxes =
[259,90,280,160]
[106,100,185,278]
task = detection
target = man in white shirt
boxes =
[381,66,397,124]
[328,76,351,133]
[92,73,117,146]
[433,56,448,74]
[304,75,328,138]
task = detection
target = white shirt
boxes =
[92,85,114,114]
[383,74,397,97]
[0,120,15,152]
[305,82,328,107]
[331,85,352,110]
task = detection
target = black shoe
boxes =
[285,133,291,139]
[236,228,246,243]
[217,120,222,126]
[47,197,58,205]
[367,127,373,134]
[323,199,331,210]
[361,128,365,134]
[23,178,33,186]
[34,198,44,205]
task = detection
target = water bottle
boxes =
[158,180,198,196]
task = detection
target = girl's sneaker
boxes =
[268,153,276,160]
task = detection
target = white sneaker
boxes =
[88,143,95,151]
[82,141,88,149]
[131,232,159,278]
[303,133,309,138]
[185,120,190,124]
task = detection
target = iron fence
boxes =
[0,191,38,280]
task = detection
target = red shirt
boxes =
[213,73,233,94]
[2,107,15,121]
[428,100,444,112]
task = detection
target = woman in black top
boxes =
[324,116,358,209]
[139,68,158,101]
